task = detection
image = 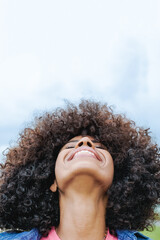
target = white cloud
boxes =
[0,53,42,124]
[0,0,160,154]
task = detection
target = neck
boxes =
[56,176,108,240]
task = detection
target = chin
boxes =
[56,166,113,193]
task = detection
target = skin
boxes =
[50,136,114,240]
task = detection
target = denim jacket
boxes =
[0,228,152,240]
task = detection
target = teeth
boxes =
[74,150,95,157]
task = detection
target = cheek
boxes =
[103,153,114,185]
[54,152,67,183]
[54,161,63,188]
[54,153,71,191]
[108,155,114,174]
[55,153,63,171]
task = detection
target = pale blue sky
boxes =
[0,0,160,160]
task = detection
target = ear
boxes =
[50,180,58,192]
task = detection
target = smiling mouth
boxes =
[68,148,102,161]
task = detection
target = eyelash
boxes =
[66,146,104,149]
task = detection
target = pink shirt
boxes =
[41,227,118,240]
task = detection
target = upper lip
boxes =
[66,146,102,161]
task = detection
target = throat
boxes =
[57,193,108,240]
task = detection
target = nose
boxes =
[75,137,95,149]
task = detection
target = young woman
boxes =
[0,100,159,240]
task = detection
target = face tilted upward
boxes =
[52,136,114,193]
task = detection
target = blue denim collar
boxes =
[117,230,152,240]
[0,228,40,240]
[0,228,152,240]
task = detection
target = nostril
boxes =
[87,141,92,147]
[77,140,93,147]
[78,142,83,147]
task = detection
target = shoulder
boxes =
[116,230,152,240]
[0,229,41,240]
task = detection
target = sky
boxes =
[0,0,160,161]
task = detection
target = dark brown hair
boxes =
[0,100,160,236]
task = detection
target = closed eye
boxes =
[65,146,74,149]
[95,146,105,149]
[66,146,105,149]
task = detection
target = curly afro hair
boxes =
[0,100,160,237]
